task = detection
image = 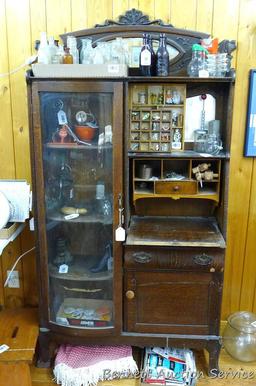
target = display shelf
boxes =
[49,257,112,281]
[128,150,229,159]
[47,211,112,224]
[45,143,112,150]
[0,223,25,255]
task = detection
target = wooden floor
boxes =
[31,348,256,386]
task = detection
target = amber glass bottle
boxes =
[63,47,73,64]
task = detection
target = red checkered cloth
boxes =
[53,345,138,386]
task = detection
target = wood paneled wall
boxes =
[0,0,256,319]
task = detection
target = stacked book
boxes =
[141,347,196,386]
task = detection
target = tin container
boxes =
[139,164,152,179]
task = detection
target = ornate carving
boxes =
[193,253,213,266]
[218,40,237,55]
[95,8,173,28]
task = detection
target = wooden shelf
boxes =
[45,143,112,150]
[48,210,112,224]
[126,216,226,248]
[129,150,229,159]
[0,224,25,255]
[132,104,184,108]
[49,257,112,281]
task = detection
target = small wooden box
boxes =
[0,222,18,239]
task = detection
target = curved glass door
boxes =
[40,91,114,329]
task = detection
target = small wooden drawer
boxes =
[124,245,224,272]
[155,180,197,195]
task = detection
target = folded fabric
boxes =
[53,344,138,386]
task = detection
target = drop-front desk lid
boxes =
[126,216,226,248]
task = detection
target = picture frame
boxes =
[244,69,256,157]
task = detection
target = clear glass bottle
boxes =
[48,36,58,64]
[156,33,169,77]
[147,34,156,76]
[80,38,93,64]
[139,33,152,76]
[67,35,79,64]
[93,43,104,64]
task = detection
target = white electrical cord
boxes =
[0,55,37,78]
[4,246,36,287]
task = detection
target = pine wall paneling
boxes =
[236,0,256,313]
[0,0,256,321]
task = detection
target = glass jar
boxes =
[193,129,208,153]
[223,311,256,362]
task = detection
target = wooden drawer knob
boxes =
[173,185,180,191]
[126,290,135,300]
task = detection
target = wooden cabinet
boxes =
[124,270,222,334]
[27,9,235,373]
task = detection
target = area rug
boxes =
[53,344,138,386]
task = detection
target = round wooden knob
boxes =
[173,185,180,191]
[126,290,135,300]
[210,267,216,273]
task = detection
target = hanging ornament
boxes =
[200,94,207,131]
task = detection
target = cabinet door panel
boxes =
[30,81,123,334]
[124,271,221,335]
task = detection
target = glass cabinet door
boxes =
[39,89,117,329]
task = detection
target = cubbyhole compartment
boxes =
[134,181,154,194]
[131,111,140,121]
[147,85,164,105]
[191,160,221,182]
[198,181,219,194]
[163,160,190,180]
[134,159,161,180]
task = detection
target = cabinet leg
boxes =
[206,340,221,376]
[36,330,51,368]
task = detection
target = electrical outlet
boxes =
[7,270,20,288]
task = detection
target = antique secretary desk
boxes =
[27,9,235,373]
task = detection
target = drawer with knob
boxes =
[155,180,197,195]
[124,245,224,272]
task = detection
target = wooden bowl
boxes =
[75,125,96,141]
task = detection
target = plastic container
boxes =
[222,311,256,362]
[187,44,208,77]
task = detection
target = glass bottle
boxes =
[80,38,93,64]
[48,36,58,64]
[67,35,79,64]
[139,33,152,76]
[156,33,169,76]
[147,34,156,76]
[63,47,73,64]
[93,43,104,64]
[37,32,50,64]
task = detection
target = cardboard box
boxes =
[0,222,18,239]
[32,63,128,78]
[56,297,113,328]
